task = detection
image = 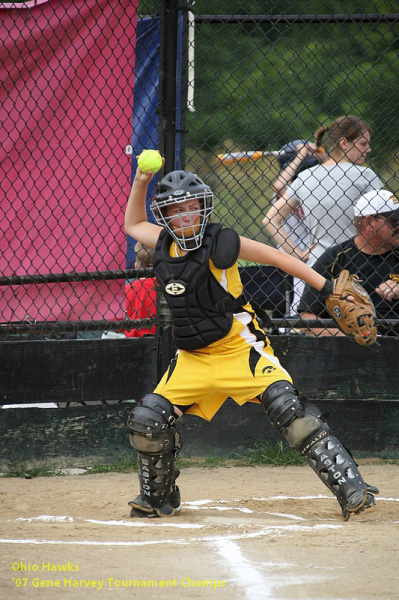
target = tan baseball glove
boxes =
[325,270,377,346]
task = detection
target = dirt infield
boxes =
[0,464,398,600]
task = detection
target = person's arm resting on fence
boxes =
[263,195,311,262]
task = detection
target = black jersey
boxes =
[298,238,399,319]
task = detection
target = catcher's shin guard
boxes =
[304,435,378,521]
[261,381,379,520]
[127,393,183,517]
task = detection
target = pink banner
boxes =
[0,1,50,9]
[0,0,138,322]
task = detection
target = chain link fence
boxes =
[185,2,399,337]
[1,1,399,342]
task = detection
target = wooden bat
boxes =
[217,147,325,165]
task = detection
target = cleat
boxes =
[154,484,182,517]
[170,483,182,511]
[154,504,175,517]
[346,484,379,513]
[354,493,376,515]
[339,484,378,520]
[346,489,369,513]
[129,506,158,518]
[341,506,350,522]
[128,495,155,514]
[128,484,182,519]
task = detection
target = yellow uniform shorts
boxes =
[154,331,292,421]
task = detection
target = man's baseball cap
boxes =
[354,189,399,220]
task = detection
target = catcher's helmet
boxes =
[278,139,319,179]
[151,170,214,251]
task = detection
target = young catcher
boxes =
[124,162,378,521]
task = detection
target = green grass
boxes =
[177,455,232,469]
[0,462,65,479]
[2,443,398,477]
[82,455,138,475]
[232,440,307,467]
[83,454,230,474]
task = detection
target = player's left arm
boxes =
[239,236,329,293]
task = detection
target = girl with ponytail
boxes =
[264,115,383,267]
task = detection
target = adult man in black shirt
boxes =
[298,189,399,334]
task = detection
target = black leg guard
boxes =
[261,381,379,520]
[127,393,183,518]
[305,435,378,521]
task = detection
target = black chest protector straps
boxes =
[153,223,246,350]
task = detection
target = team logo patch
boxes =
[389,273,399,283]
[165,281,186,296]
[262,366,276,374]
[334,305,342,319]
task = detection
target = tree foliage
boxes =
[187,2,399,173]
[182,2,399,245]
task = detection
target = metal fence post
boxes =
[159,0,179,172]
[155,0,188,378]
[155,287,174,381]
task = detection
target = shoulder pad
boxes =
[212,228,240,269]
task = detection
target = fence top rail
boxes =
[0,318,156,335]
[0,268,154,286]
[195,14,399,24]
[1,318,398,336]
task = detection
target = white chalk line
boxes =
[252,495,399,503]
[87,519,203,529]
[208,493,399,600]
[0,504,345,600]
[263,512,306,520]
[15,515,74,523]
[4,492,397,530]
[4,495,396,600]
[212,538,336,600]
[13,515,203,529]
[185,505,253,513]
[2,493,396,552]
[213,538,273,599]
[0,523,342,548]
[374,497,399,502]
[253,494,332,500]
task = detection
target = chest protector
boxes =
[153,223,246,350]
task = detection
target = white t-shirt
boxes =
[285,162,383,265]
[272,193,310,251]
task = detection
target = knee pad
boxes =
[261,380,329,452]
[127,393,178,455]
[127,393,176,435]
[284,403,329,453]
[261,380,302,428]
